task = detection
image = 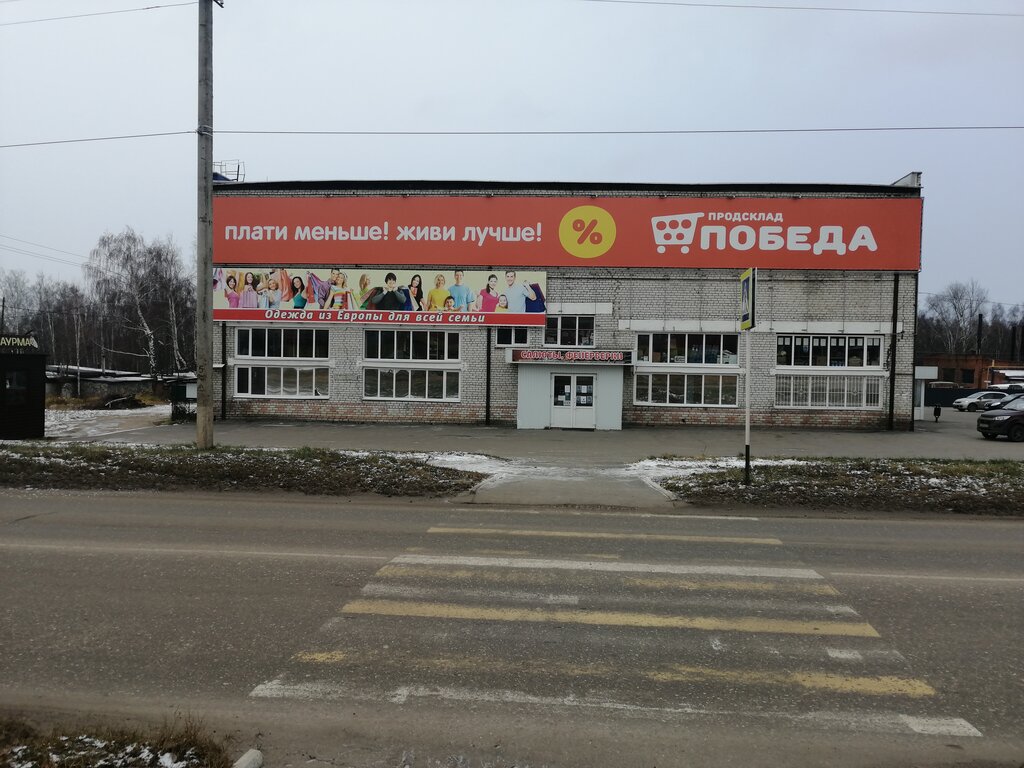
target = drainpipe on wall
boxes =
[220,323,227,420]
[910,271,919,432]
[485,327,492,425]
[888,272,900,431]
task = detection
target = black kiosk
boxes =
[1,334,47,439]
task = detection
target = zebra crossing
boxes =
[251,516,981,738]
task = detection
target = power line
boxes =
[578,1,1024,17]
[0,2,197,27]
[217,125,1024,137]
[0,242,129,280]
[3,124,1022,149]
[0,233,90,262]
[0,130,193,149]
[0,243,87,271]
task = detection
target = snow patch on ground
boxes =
[44,405,171,438]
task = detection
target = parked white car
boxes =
[952,391,1009,412]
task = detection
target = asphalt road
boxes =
[1,490,1022,768]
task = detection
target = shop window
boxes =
[776,335,884,369]
[775,374,883,409]
[363,368,459,402]
[866,338,882,367]
[364,330,460,361]
[794,336,811,366]
[236,327,329,359]
[634,373,738,407]
[496,327,529,347]
[545,316,595,347]
[636,333,738,365]
[812,337,828,366]
[777,336,792,366]
[236,366,329,398]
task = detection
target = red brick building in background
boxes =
[916,354,1021,388]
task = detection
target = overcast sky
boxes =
[1,0,1021,310]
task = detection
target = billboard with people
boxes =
[213,267,547,326]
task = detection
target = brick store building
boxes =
[211,175,923,430]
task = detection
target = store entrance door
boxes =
[550,373,596,429]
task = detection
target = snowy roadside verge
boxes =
[0,440,1020,513]
[0,716,233,768]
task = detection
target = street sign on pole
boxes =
[740,267,756,331]
[740,268,757,485]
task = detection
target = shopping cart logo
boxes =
[651,213,704,254]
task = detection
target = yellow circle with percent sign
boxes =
[558,205,616,259]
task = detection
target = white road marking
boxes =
[0,541,390,562]
[826,648,864,662]
[900,715,983,737]
[709,637,725,652]
[392,554,823,580]
[361,582,580,606]
[249,678,981,737]
[828,572,1024,584]
[455,508,761,521]
[825,605,860,616]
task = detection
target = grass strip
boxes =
[659,457,1024,514]
[0,715,232,768]
[0,443,484,497]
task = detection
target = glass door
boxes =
[550,373,596,429]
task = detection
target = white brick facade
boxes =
[212,181,920,431]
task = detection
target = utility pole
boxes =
[196,0,221,449]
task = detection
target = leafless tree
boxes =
[924,280,990,355]
[84,228,195,376]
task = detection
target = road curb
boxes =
[233,748,263,768]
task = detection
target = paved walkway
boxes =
[58,408,1022,509]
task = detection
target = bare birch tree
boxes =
[924,280,990,355]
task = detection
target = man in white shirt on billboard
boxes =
[503,270,536,313]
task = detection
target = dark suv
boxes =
[977,397,1024,442]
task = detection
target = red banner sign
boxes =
[214,195,922,270]
[214,309,544,326]
[512,349,633,364]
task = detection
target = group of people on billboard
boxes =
[214,267,547,314]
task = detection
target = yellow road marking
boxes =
[428,527,782,546]
[375,565,836,596]
[649,665,935,697]
[341,599,879,637]
[292,649,616,678]
[293,651,347,663]
[626,577,840,596]
[290,651,927,697]
[376,565,574,585]
[470,549,531,556]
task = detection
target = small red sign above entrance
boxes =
[512,349,633,364]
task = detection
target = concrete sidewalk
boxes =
[72,409,1022,510]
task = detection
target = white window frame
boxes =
[636,332,739,366]
[362,367,461,402]
[775,334,884,369]
[633,373,739,408]
[236,326,330,360]
[235,365,330,399]
[774,374,884,410]
[364,329,461,361]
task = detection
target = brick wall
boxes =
[213,268,916,429]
